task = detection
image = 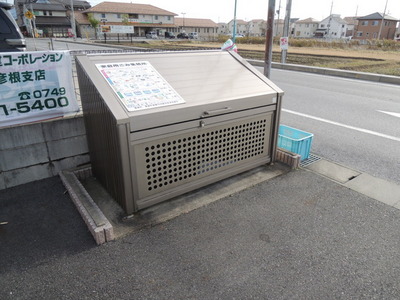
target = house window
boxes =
[168,16,171,21]
[155,15,158,20]
[117,14,121,19]
[357,31,363,37]
[129,14,138,19]
[361,21,368,26]
[372,21,379,26]
[101,13,106,18]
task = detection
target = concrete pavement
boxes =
[2,159,400,299]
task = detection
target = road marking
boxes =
[378,110,400,118]
[282,109,400,142]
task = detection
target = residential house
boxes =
[83,2,177,37]
[343,16,358,38]
[315,14,348,39]
[227,19,248,36]
[174,18,218,39]
[293,18,319,38]
[273,19,284,36]
[15,0,89,37]
[355,12,398,40]
[74,11,93,38]
[247,19,265,37]
[218,22,229,35]
[289,18,300,36]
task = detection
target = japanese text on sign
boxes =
[96,61,185,112]
[0,51,79,127]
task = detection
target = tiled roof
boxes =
[34,16,71,25]
[343,17,358,25]
[175,18,217,27]
[296,17,319,23]
[73,11,90,25]
[358,12,399,21]
[56,0,91,9]
[85,2,177,16]
[31,3,66,11]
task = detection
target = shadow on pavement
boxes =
[0,176,96,274]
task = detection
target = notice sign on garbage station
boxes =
[96,61,185,111]
[0,51,79,127]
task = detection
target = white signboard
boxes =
[101,25,134,34]
[280,37,289,50]
[96,61,185,111]
[128,18,152,24]
[0,51,79,127]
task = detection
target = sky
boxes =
[89,0,400,23]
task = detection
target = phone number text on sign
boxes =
[0,87,69,116]
[0,51,79,127]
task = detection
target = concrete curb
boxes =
[59,167,114,245]
[247,59,400,85]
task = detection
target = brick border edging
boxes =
[59,167,114,245]
[275,148,301,169]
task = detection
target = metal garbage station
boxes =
[76,50,284,214]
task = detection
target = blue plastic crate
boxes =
[278,125,313,161]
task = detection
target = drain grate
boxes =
[300,153,321,167]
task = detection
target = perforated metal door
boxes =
[131,113,273,207]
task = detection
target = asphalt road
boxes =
[266,68,400,184]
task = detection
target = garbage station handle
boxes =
[202,107,232,117]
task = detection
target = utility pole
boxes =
[70,0,76,40]
[326,1,333,39]
[352,5,358,38]
[29,2,37,37]
[281,0,292,64]
[232,0,238,43]
[275,0,281,36]
[181,12,186,32]
[378,0,388,39]
[264,0,276,78]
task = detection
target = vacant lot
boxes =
[119,40,400,76]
